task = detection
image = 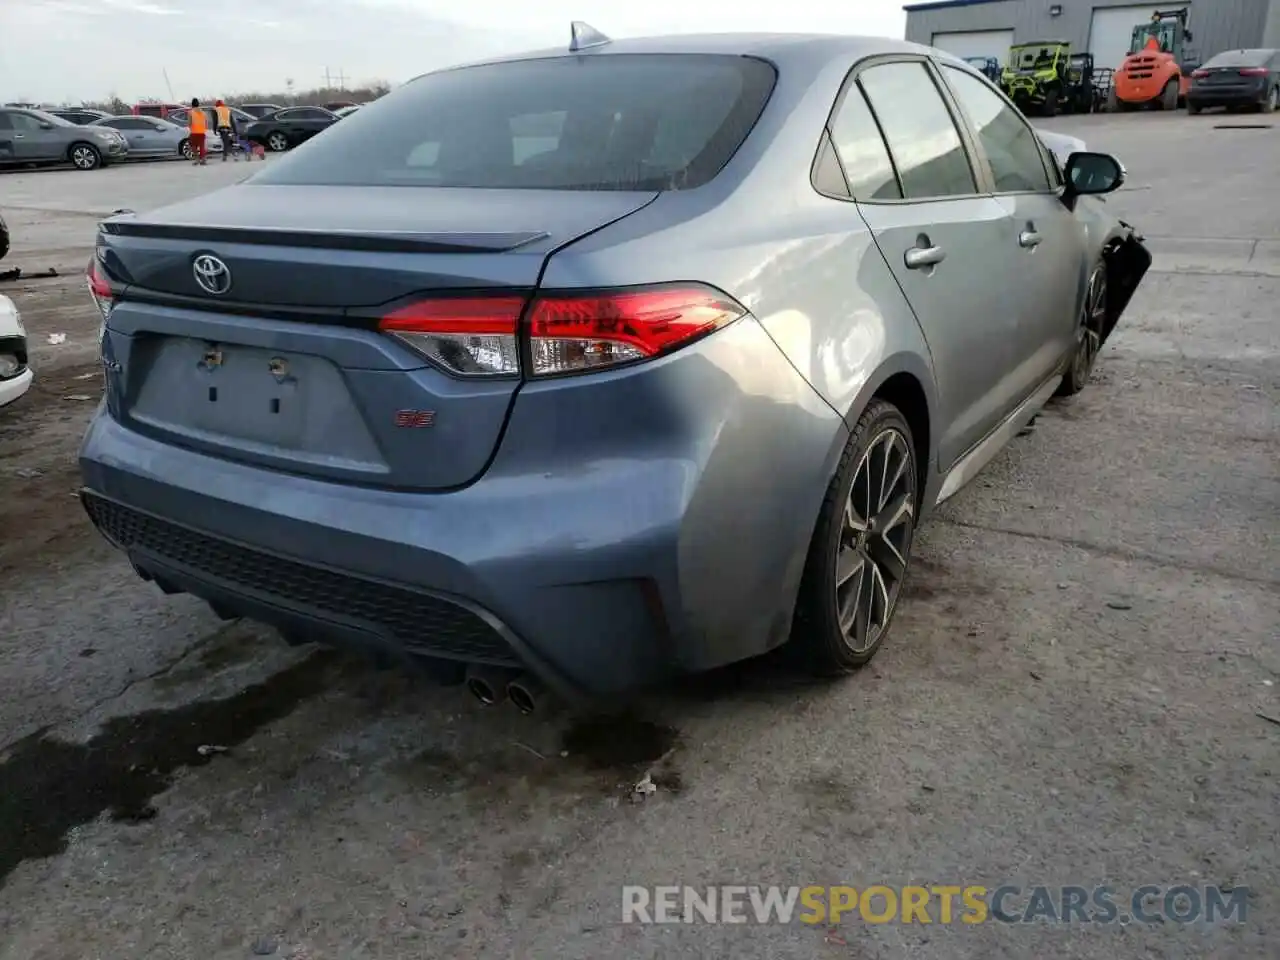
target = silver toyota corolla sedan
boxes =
[90,115,222,161]
[79,27,1151,709]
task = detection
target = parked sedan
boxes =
[79,34,1150,706]
[1188,48,1279,113]
[92,115,217,160]
[0,107,128,169]
[242,106,339,151]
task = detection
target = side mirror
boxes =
[1064,151,1125,196]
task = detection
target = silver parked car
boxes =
[80,29,1151,707]
[0,107,128,170]
[91,115,220,160]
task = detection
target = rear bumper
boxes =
[1188,87,1269,107]
[79,318,846,699]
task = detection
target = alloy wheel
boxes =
[835,428,916,654]
[268,133,288,152]
[1073,268,1107,385]
[71,146,98,170]
[1271,87,1279,112]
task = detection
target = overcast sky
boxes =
[0,0,908,104]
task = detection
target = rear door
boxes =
[285,108,333,142]
[845,57,1020,469]
[938,63,1084,405]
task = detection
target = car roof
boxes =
[409,32,930,82]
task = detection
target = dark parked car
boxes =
[238,103,287,119]
[79,33,1150,708]
[1188,48,1279,113]
[0,209,8,261]
[0,107,128,170]
[243,106,339,151]
[48,108,113,125]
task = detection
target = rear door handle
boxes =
[1019,230,1042,248]
[904,245,946,269]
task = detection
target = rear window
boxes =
[252,54,777,191]
[1202,48,1275,68]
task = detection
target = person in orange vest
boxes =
[187,97,208,165]
[1145,34,1160,52]
[214,99,235,162]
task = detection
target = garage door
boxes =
[1088,5,1189,70]
[931,29,1016,67]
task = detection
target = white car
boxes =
[0,294,32,408]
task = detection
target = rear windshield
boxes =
[1202,49,1275,68]
[252,54,777,191]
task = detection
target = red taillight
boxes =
[378,284,745,379]
[379,296,524,377]
[86,257,115,324]
[527,286,745,376]
[1191,69,1209,79]
[1238,67,1269,76]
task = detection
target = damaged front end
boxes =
[1100,220,1152,346]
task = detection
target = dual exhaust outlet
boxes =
[464,665,545,715]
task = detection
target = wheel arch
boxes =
[840,353,939,514]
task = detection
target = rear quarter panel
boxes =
[535,48,942,655]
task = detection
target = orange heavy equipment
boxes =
[1113,9,1195,110]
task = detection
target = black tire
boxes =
[266,131,289,152]
[791,400,919,675]
[1056,260,1107,398]
[1187,101,1202,115]
[1042,86,1060,117]
[68,142,101,171]
[1161,79,1178,111]
[179,137,193,160]
[1263,86,1280,113]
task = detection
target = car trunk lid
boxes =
[97,185,657,490]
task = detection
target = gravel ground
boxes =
[0,113,1276,960]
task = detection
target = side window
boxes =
[10,113,43,133]
[858,61,976,199]
[0,112,11,131]
[942,66,1052,193]
[826,82,900,201]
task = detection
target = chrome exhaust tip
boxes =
[465,666,513,706]
[506,674,545,715]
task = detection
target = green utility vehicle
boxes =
[1001,40,1072,116]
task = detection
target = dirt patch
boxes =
[0,651,340,887]
[0,362,104,577]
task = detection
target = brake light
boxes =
[379,284,746,379]
[380,296,523,377]
[1191,69,1209,78]
[1238,67,1269,76]
[527,285,746,376]
[86,257,115,323]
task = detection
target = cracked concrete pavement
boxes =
[0,112,1276,959]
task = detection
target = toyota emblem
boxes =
[192,254,232,296]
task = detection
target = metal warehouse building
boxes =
[904,1,1280,72]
